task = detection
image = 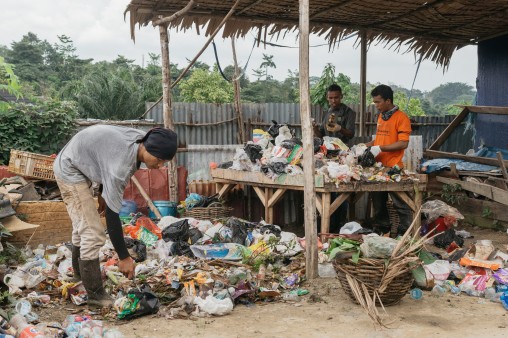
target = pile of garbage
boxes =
[410,200,508,309]
[218,120,420,185]
[1,214,308,335]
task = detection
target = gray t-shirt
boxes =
[319,103,356,144]
[54,125,145,213]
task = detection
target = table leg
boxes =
[266,188,273,223]
[321,193,331,236]
[413,186,422,236]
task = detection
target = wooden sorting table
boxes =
[211,168,427,235]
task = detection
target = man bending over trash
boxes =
[54,126,177,307]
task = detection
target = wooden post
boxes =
[299,0,318,279]
[231,37,246,144]
[159,23,178,203]
[359,30,367,137]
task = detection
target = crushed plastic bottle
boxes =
[431,285,446,297]
[484,287,502,303]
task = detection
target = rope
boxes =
[405,53,423,112]
[213,39,256,82]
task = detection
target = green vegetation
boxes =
[0,31,476,122]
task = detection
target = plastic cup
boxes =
[410,288,423,300]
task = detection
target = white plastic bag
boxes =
[194,295,233,316]
[339,221,363,235]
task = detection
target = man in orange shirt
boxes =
[365,84,412,236]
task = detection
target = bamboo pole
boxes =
[360,30,367,137]
[299,0,318,279]
[159,23,178,203]
[231,37,246,144]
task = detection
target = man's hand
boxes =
[326,123,342,133]
[118,256,135,279]
[97,194,106,216]
[370,145,382,157]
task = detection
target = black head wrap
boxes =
[139,127,177,160]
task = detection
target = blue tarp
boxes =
[421,146,507,173]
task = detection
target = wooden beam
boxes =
[359,30,367,137]
[315,195,323,216]
[299,0,318,280]
[496,152,508,190]
[252,186,266,206]
[329,192,351,215]
[320,193,331,236]
[428,107,470,150]
[392,192,416,212]
[437,176,508,205]
[217,183,235,199]
[152,0,195,26]
[424,149,508,167]
[267,188,286,207]
[231,37,246,143]
[131,176,162,219]
[457,105,508,115]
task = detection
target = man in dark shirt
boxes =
[314,84,356,145]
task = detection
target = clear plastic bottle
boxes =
[484,287,501,303]
[9,314,44,338]
[431,285,446,297]
[0,315,17,336]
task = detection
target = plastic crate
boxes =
[8,149,56,181]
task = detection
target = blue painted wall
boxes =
[475,34,508,150]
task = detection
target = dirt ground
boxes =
[37,223,508,338]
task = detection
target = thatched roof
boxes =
[125,0,508,67]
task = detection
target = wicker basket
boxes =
[183,202,233,220]
[8,149,56,181]
[333,258,414,306]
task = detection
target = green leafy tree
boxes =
[5,32,46,83]
[179,65,233,103]
[259,54,276,81]
[0,57,22,98]
[77,67,143,119]
[427,82,475,106]
[310,63,336,107]
[394,91,425,116]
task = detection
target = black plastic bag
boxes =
[171,241,194,257]
[226,217,254,245]
[218,161,233,169]
[162,219,189,242]
[244,144,263,163]
[313,137,323,153]
[434,228,464,249]
[258,223,281,237]
[266,120,282,139]
[358,147,376,167]
[119,285,160,320]
[124,237,147,262]
[280,138,302,150]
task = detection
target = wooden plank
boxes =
[458,197,508,222]
[211,168,324,188]
[320,193,331,235]
[252,186,266,207]
[437,176,508,205]
[460,105,508,115]
[496,152,508,190]
[300,0,318,280]
[329,192,351,215]
[217,183,235,199]
[425,149,508,167]
[266,188,274,223]
[267,188,286,207]
[131,176,162,219]
[414,186,422,235]
[315,195,322,216]
[392,192,416,212]
[428,107,469,150]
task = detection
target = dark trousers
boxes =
[371,192,413,236]
[329,192,348,233]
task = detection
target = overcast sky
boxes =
[1,0,478,92]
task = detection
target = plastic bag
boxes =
[360,236,398,258]
[339,221,363,235]
[423,260,451,281]
[244,143,263,163]
[421,200,464,223]
[124,216,161,240]
[275,126,293,146]
[124,237,147,262]
[194,294,233,316]
[358,147,376,167]
[162,219,190,242]
[433,228,464,249]
[266,120,282,139]
[115,285,160,320]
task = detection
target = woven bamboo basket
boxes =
[387,198,401,237]
[8,149,56,181]
[333,257,414,306]
[183,202,233,220]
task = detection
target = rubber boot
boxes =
[71,245,81,281]
[79,258,113,308]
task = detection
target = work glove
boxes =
[370,145,382,157]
